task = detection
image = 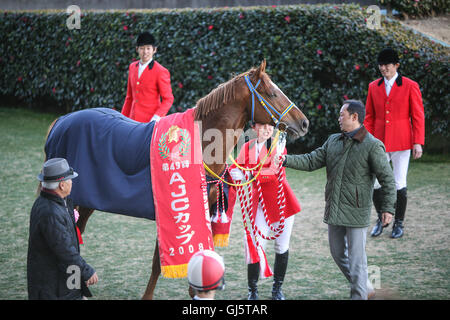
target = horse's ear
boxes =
[260,59,266,73]
[254,59,267,80]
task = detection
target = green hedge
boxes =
[380,0,450,18]
[1,4,448,151]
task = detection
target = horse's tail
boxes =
[36,118,59,196]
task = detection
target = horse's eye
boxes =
[270,93,277,98]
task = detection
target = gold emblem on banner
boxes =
[158,126,191,160]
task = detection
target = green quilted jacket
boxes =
[285,126,396,227]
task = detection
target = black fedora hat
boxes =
[377,48,399,65]
[37,158,78,182]
[136,32,156,47]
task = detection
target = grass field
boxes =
[0,107,449,300]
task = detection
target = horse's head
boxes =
[245,60,309,139]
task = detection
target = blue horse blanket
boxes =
[45,108,156,220]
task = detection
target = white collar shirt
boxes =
[255,140,265,158]
[138,59,152,78]
[384,72,398,97]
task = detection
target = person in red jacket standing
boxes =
[229,123,301,300]
[364,48,425,239]
[121,32,174,122]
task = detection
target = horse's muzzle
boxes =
[281,119,309,139]
[300,119,309,133]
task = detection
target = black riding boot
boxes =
[247,262,259,300]
[370,189,385,237]
[391,188,407,239]
[272,250,289,300]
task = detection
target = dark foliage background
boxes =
[1,4,448,151]
[380,0,450,18]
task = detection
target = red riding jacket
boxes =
[232,139,301,225]
[121,60,174,123]
[364,75,425,152]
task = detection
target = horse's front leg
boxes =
[142,238,161,300]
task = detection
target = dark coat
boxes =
[27,190,95,300]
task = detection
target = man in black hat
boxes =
[121,31,174,122]
[364,48,425,239]
[27,158,98,299]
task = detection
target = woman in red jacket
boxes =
[229,123,301,300]
[364,48,425,239]
[121,32,174,123]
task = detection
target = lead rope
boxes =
[250,156,286,240]
[233,153,286,243]
[237,170,265,251]
[204,130,281,187]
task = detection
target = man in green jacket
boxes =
[278,100,396,299]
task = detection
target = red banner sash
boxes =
[150,108,214,278]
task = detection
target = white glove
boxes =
[229,168,245,181]
[151,115,161,122]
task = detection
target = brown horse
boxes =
[43,60,309,299]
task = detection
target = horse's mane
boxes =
[194,67,271,120]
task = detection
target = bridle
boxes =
[244,74,296,130]
[203,74,293,187]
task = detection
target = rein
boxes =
[203,130,281,187]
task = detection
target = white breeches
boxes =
[247,204,295,255]
[374,150,410,190]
